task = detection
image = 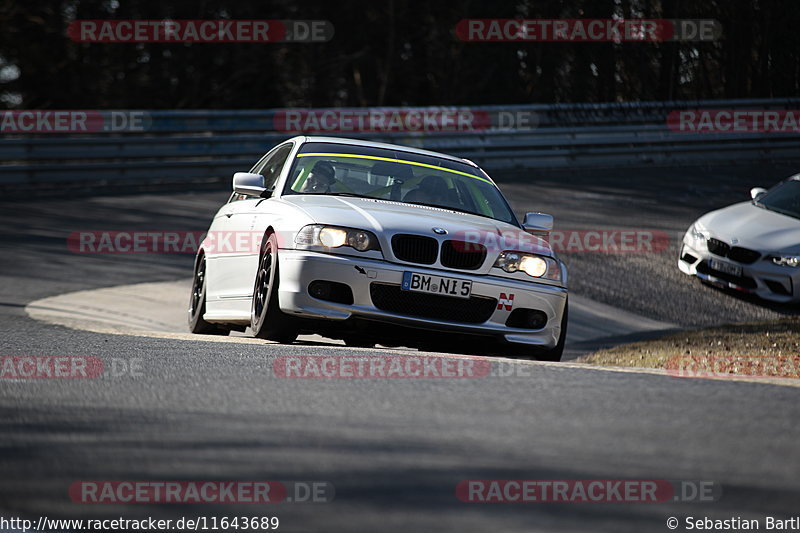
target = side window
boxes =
[228,192,249,203]
[253,143,293,192]
[230,144,293,204]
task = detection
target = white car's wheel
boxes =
[251,233,299,343]
[188,254,230,335]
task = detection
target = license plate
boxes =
[709,258,742,277]
[401,272,472,299]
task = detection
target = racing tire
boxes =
[251,232,299,343]
[188,254,231,335]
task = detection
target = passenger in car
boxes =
[404,175,458,208]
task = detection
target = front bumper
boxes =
[278,249,568,348]
[678,237,798,303]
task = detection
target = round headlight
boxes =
[689,224,707,243]
[319,227,347,248]
[503,252,521,272]
[349,231,372,251]
[773,256,800,267]
[519,255,548,277]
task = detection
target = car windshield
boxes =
[755,179,800,220]
[282,142,518,225]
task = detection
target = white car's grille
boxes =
[391,234,487,270]
[370,282,497,324]
[391,234,438,264]
[440,240,486,270]
[706,238,761,264]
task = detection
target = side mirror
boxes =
[522,212,554,233]
[233,172,267,197]
[750,187,768,201]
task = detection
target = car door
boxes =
[207,143,295,305]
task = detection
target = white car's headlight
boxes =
[295,225,381,252]
[688,222,708,243]
[771,255,800,267]
[319,227,347,248]
[494,251,561,281]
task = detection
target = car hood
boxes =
[278,194,553,255]
[698,201,800,253]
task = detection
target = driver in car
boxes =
[300,160,338,193]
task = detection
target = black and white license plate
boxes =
[709,258,742,277]
[401,271,472,299]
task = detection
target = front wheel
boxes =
[251,233,299,343]
[188,254,231,335]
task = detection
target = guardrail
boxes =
[2,98,800,187]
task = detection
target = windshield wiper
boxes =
[405,201,483,217]
[326,192,378,199]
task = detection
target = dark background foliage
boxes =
[1,0,798,109]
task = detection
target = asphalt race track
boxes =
[24,280,675,357]
[2,166,800,532]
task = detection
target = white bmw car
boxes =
[679,174,800,302]
[189,136,569,360]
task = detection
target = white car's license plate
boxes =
[709,258,742,277]
[401,271,472,299]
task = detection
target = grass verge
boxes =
[578,318,800,379]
